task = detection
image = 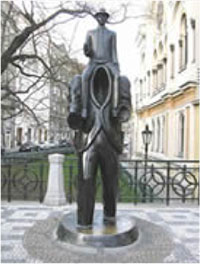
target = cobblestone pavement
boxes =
[1,202,199,263]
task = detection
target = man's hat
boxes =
[95,8,110,18]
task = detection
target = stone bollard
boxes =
[44,153,67,206]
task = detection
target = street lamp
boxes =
[141,124,152,202]
[142,124,152,161]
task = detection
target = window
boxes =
[16,127,22,145]
[147,71,151,96]
[190,19,196,62]
[157,1,164,30]
[158,43,164,89]
[179,14,187,70]
[178,112,185,157]
[5,132,11,149]
[157,118,161,152]
[144,77,146,98]
[140,80,143,101]
[170,44,175,79]
[151,120,155,151]
[38,129,42,143]
[163,57,167,85]
[153,50,158,92]
[162,116,165,153]
[44,130,48,141]
[27,128,31,142]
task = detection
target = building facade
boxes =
[1,1,83,149]
[133,1,199,160]
[48,42,84,143]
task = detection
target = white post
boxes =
[44,154,67,206]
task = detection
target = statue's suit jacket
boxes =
[81,75,131,154]
[84,26,119,68]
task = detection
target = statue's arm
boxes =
[118,76,132,122]
[83,31,93,57]
[112,33,119,68]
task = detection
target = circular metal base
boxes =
[57,211,139,247]
[23,211,174,263]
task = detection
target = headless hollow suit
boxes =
[77,66,120,226]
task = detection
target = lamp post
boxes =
[142,124,152,161]
[141,124,152,202]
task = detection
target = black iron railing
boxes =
[120,159,199,205]
[1,157,48,202]
[1,156,199,204]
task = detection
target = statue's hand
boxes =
[83,43,93,57]
[67,112,83,130]
[117,105,131,123]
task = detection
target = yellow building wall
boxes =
[194,104,199,160]
[137,86,199,160]
[138,87,196,119]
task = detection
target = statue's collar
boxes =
[97,25,106,30]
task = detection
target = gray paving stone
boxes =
[146,212,164,221]
[171,242,198,263]
[172,214,188,219]
[1,245,13,251]
[6,218,35,223]
[1,234,24,240]
[12,226,30,231]
[1,209,15,219]
[192,212,199,217]
[166,221,199,225]
[157,209,191,213]
[1,204,199,263]
[23,215,174,263]
[1,259,26,263]
[15,207,51,211]
[185,228,199,233]
[24,212,38,217]
[182,238,199,243]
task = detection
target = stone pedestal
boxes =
[44,154,66,206]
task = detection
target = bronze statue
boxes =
[81,9,119,119]
[68,8,132,228]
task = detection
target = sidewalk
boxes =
[1,202,199,263]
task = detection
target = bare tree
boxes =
[1,1,151,147]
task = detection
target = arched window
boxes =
[179,14,187,70]
[178,112,185,157]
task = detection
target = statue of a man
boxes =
[81,8,119,119]
[67,9,132,228]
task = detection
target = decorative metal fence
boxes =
[1,157,48,202]
[1,156,199,204]
[120,159,199,205]
[63,158,199,205]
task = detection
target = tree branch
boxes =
[1,6,93,74]
[11,54,52,73]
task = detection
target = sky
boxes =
[14,0,150,86]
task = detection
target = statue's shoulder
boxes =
[107,28,116,37]
[86,29,94,37]
[88,29,96,35]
